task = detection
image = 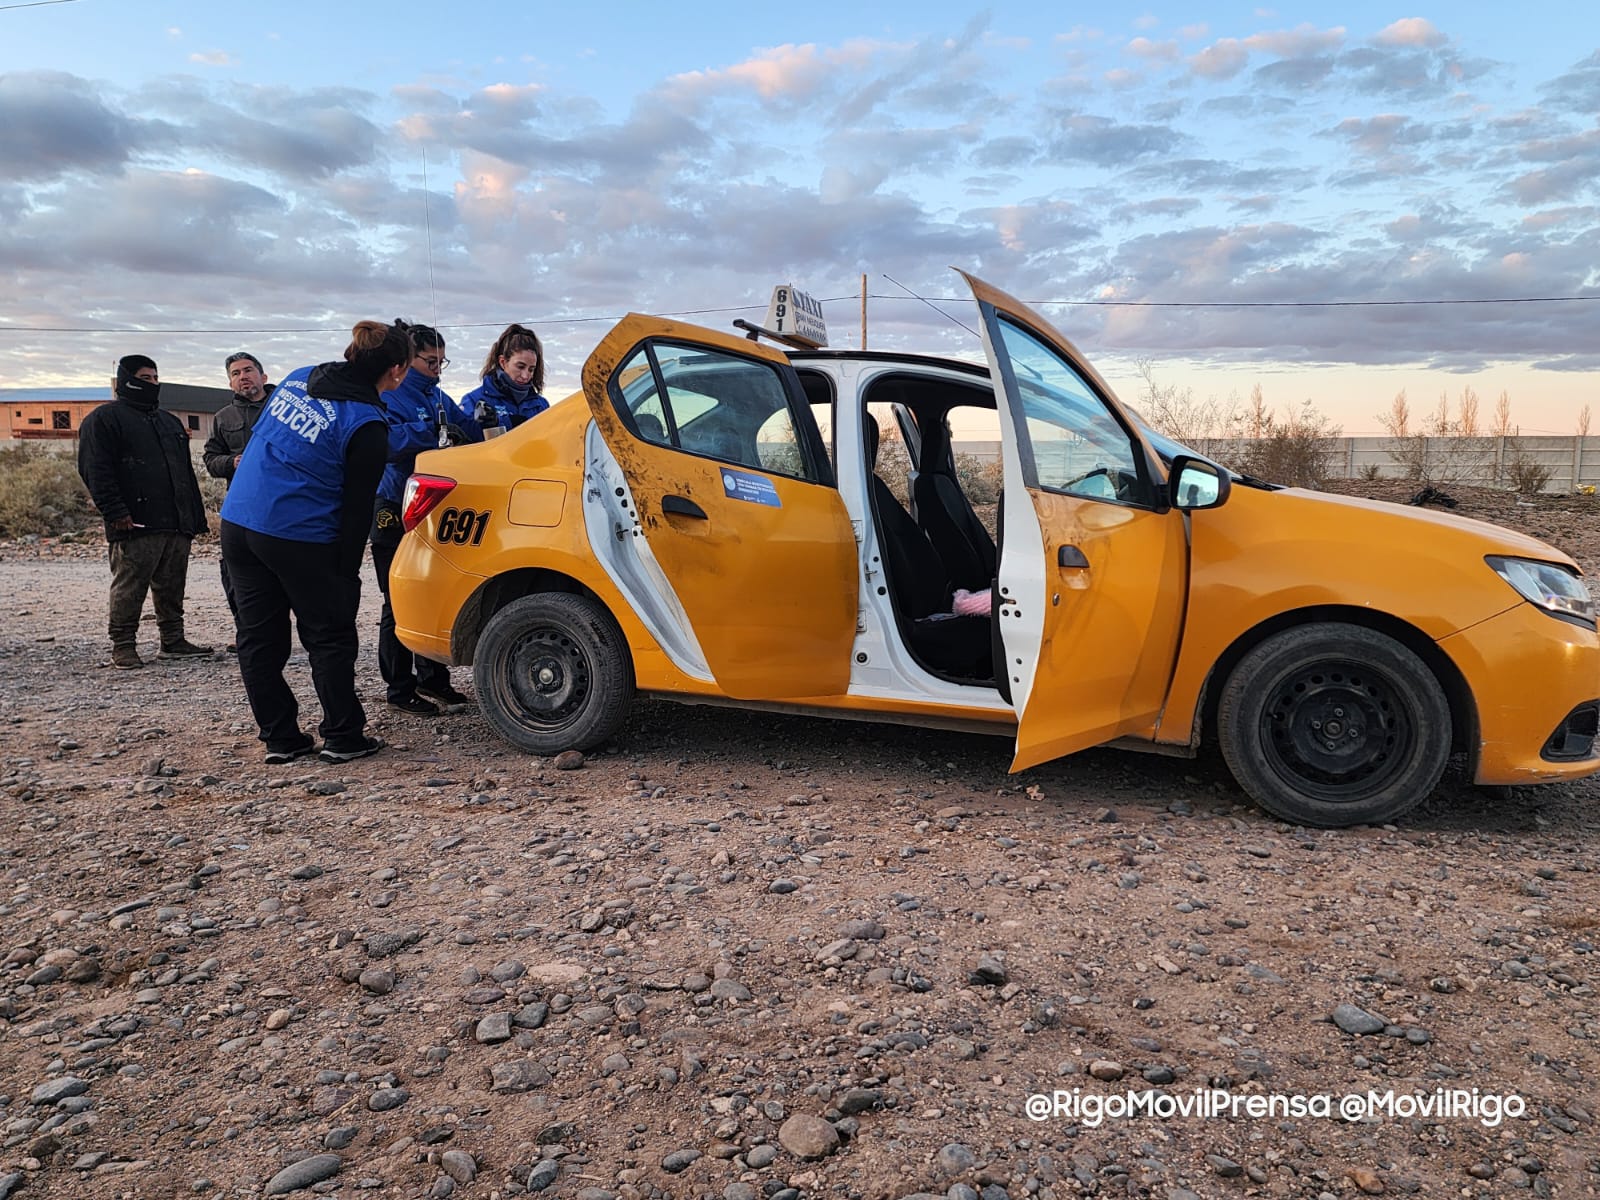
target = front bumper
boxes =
[1439,602,1600,785]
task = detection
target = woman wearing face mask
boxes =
[372,321,481,716]
[220,320,411,765]
[464,323,549,434]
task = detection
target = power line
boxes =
[868,293,1600,309]
[0,305,771,336]
[2,291,1597,336]
[0,0,82,10]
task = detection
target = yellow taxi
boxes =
[390,273,1599,827]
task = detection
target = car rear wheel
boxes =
[1217,622,1450,827]
[474,593,634,755]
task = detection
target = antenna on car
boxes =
[882,273,979,339]
[421,147,439,328]
[734,285,829,350]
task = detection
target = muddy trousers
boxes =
[107,532,192,650]
[220,520,367,751]
[371,532,449,702]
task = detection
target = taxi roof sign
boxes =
[762,285,827,349]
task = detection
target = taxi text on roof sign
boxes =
[764,285,827,348]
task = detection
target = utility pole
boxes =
[860,273,868,349]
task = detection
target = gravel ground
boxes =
[1,483,1598,1200]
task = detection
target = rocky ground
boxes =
[1,483,1598,1200]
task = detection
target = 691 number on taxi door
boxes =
[436,507,490,546]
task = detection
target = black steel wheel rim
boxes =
[1258,655,1416,803]
[502,626,591,729]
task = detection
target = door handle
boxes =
[662,495,707,520]
[1058,545,1089,569]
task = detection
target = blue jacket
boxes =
[221,363,387,543]
[377,368,482,504]
[464,370,549,432]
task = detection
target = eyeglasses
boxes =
[419,355,450,370]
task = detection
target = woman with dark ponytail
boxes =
[464,322,549,434]
[221,320,410,765]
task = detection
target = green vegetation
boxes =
[0,444,96,538]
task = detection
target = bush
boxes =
[1505,452,1554,495]
[1357,463,1384,482]
[0,444,97,538]
[954,453,1003,504]
[1231,400,1341,488]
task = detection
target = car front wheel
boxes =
[474,593,634,755]
[1217,622,1450,827]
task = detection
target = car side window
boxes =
[613,342,823,483]
[995,317,1146,504]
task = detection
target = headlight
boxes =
[1487,556,1596,628]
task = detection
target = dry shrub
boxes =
[1505,454,1554,495]
[1233,400,1341,488]
[954,453,1003,504]
[0,444,97,537]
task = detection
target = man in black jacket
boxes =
[203,351,272,648]
[76,355,212,669]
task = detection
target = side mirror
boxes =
[1168,455,1231,510]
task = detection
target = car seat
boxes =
[634,412,667,444]
[910,418,997,591]
[865,415,993,681]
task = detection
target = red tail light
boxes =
[401,474,456,532]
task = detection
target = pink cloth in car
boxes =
[952,588,991,617]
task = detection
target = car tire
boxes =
[474,593,634,755]
[1217,622,1450,828]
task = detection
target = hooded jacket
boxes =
[463,369,549,432]
[76,385,208,542]
[203,385,275,483]
[377,367,482,505]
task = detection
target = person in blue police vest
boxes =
[372,321,482,716]
[464,323,549,433]
[220,321,410,765]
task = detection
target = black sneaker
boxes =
[265,738,317,764]
[159,639,214,659]
[319,736,385,764]
[388,694,439,716]
[415,683,470,713]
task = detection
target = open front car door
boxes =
[958,273,1192,771]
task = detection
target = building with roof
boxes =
[3,386,236,440]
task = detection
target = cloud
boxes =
[1374,18,1447,49]
[663,40,884,105]
[1540,51,1600,115]
[1329,113,1432,158]
[1126,37,1180,63]
[1190,39,1249,80]
[188,51,237,67]
[1048,113,1184,165]
[134,78,389,179]
[0,71,155,180]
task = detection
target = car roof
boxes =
[787,349,993,382]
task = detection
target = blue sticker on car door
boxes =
[721,468,782,507]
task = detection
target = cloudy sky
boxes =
[2,0,1598,431]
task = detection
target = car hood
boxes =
[1273,487,1580,570]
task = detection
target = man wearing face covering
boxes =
[76,354,212,670]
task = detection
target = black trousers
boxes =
[221,519,367,751]
[371,502,448,702]
[220,555,238,624]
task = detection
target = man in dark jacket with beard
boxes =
[77,355,212,670]
[204,351,273,649]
